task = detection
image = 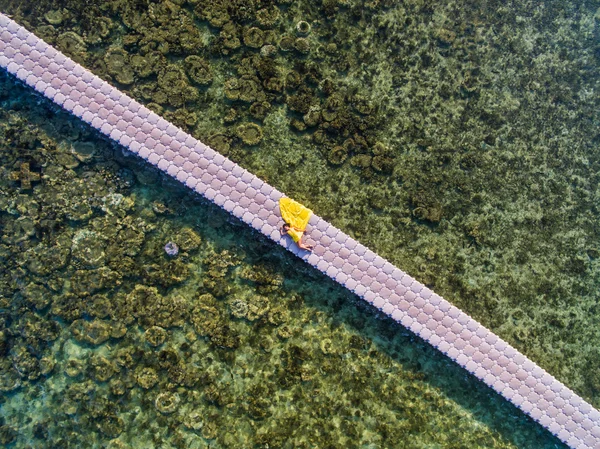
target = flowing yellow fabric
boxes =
[279,197,312,243]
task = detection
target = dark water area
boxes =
[0,0,599,447]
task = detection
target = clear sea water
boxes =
[0,0,598,447]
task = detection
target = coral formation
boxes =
[243,26,264,49]
[295,21,311,36]
[128,285,188,328]
[0,0,598,446]
[88,356,116,382]
[154,391,180,414]
[229,298,249,319]
[104,48,135,85]
[135,366,159,390]
[144,326,167,347]
[182,410,204,431]
[56,31,87,63]
[65,359,84,378]
[164,241,179,257]
[71,319,113,346]
[293,37,310,54]
[183,55,213,86]
[235,122,263,145]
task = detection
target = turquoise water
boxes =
[1,0,599,447]
[0,69,561,449]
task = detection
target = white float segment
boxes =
[0,13,598,449]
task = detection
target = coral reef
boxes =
[0,0,598,447]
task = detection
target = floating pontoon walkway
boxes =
[1,13,598,449]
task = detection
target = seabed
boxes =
[0,0,599,448]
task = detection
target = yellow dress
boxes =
[279,197,312,242]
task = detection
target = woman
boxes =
[279,197,314,251]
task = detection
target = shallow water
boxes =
[0,0,598,447]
